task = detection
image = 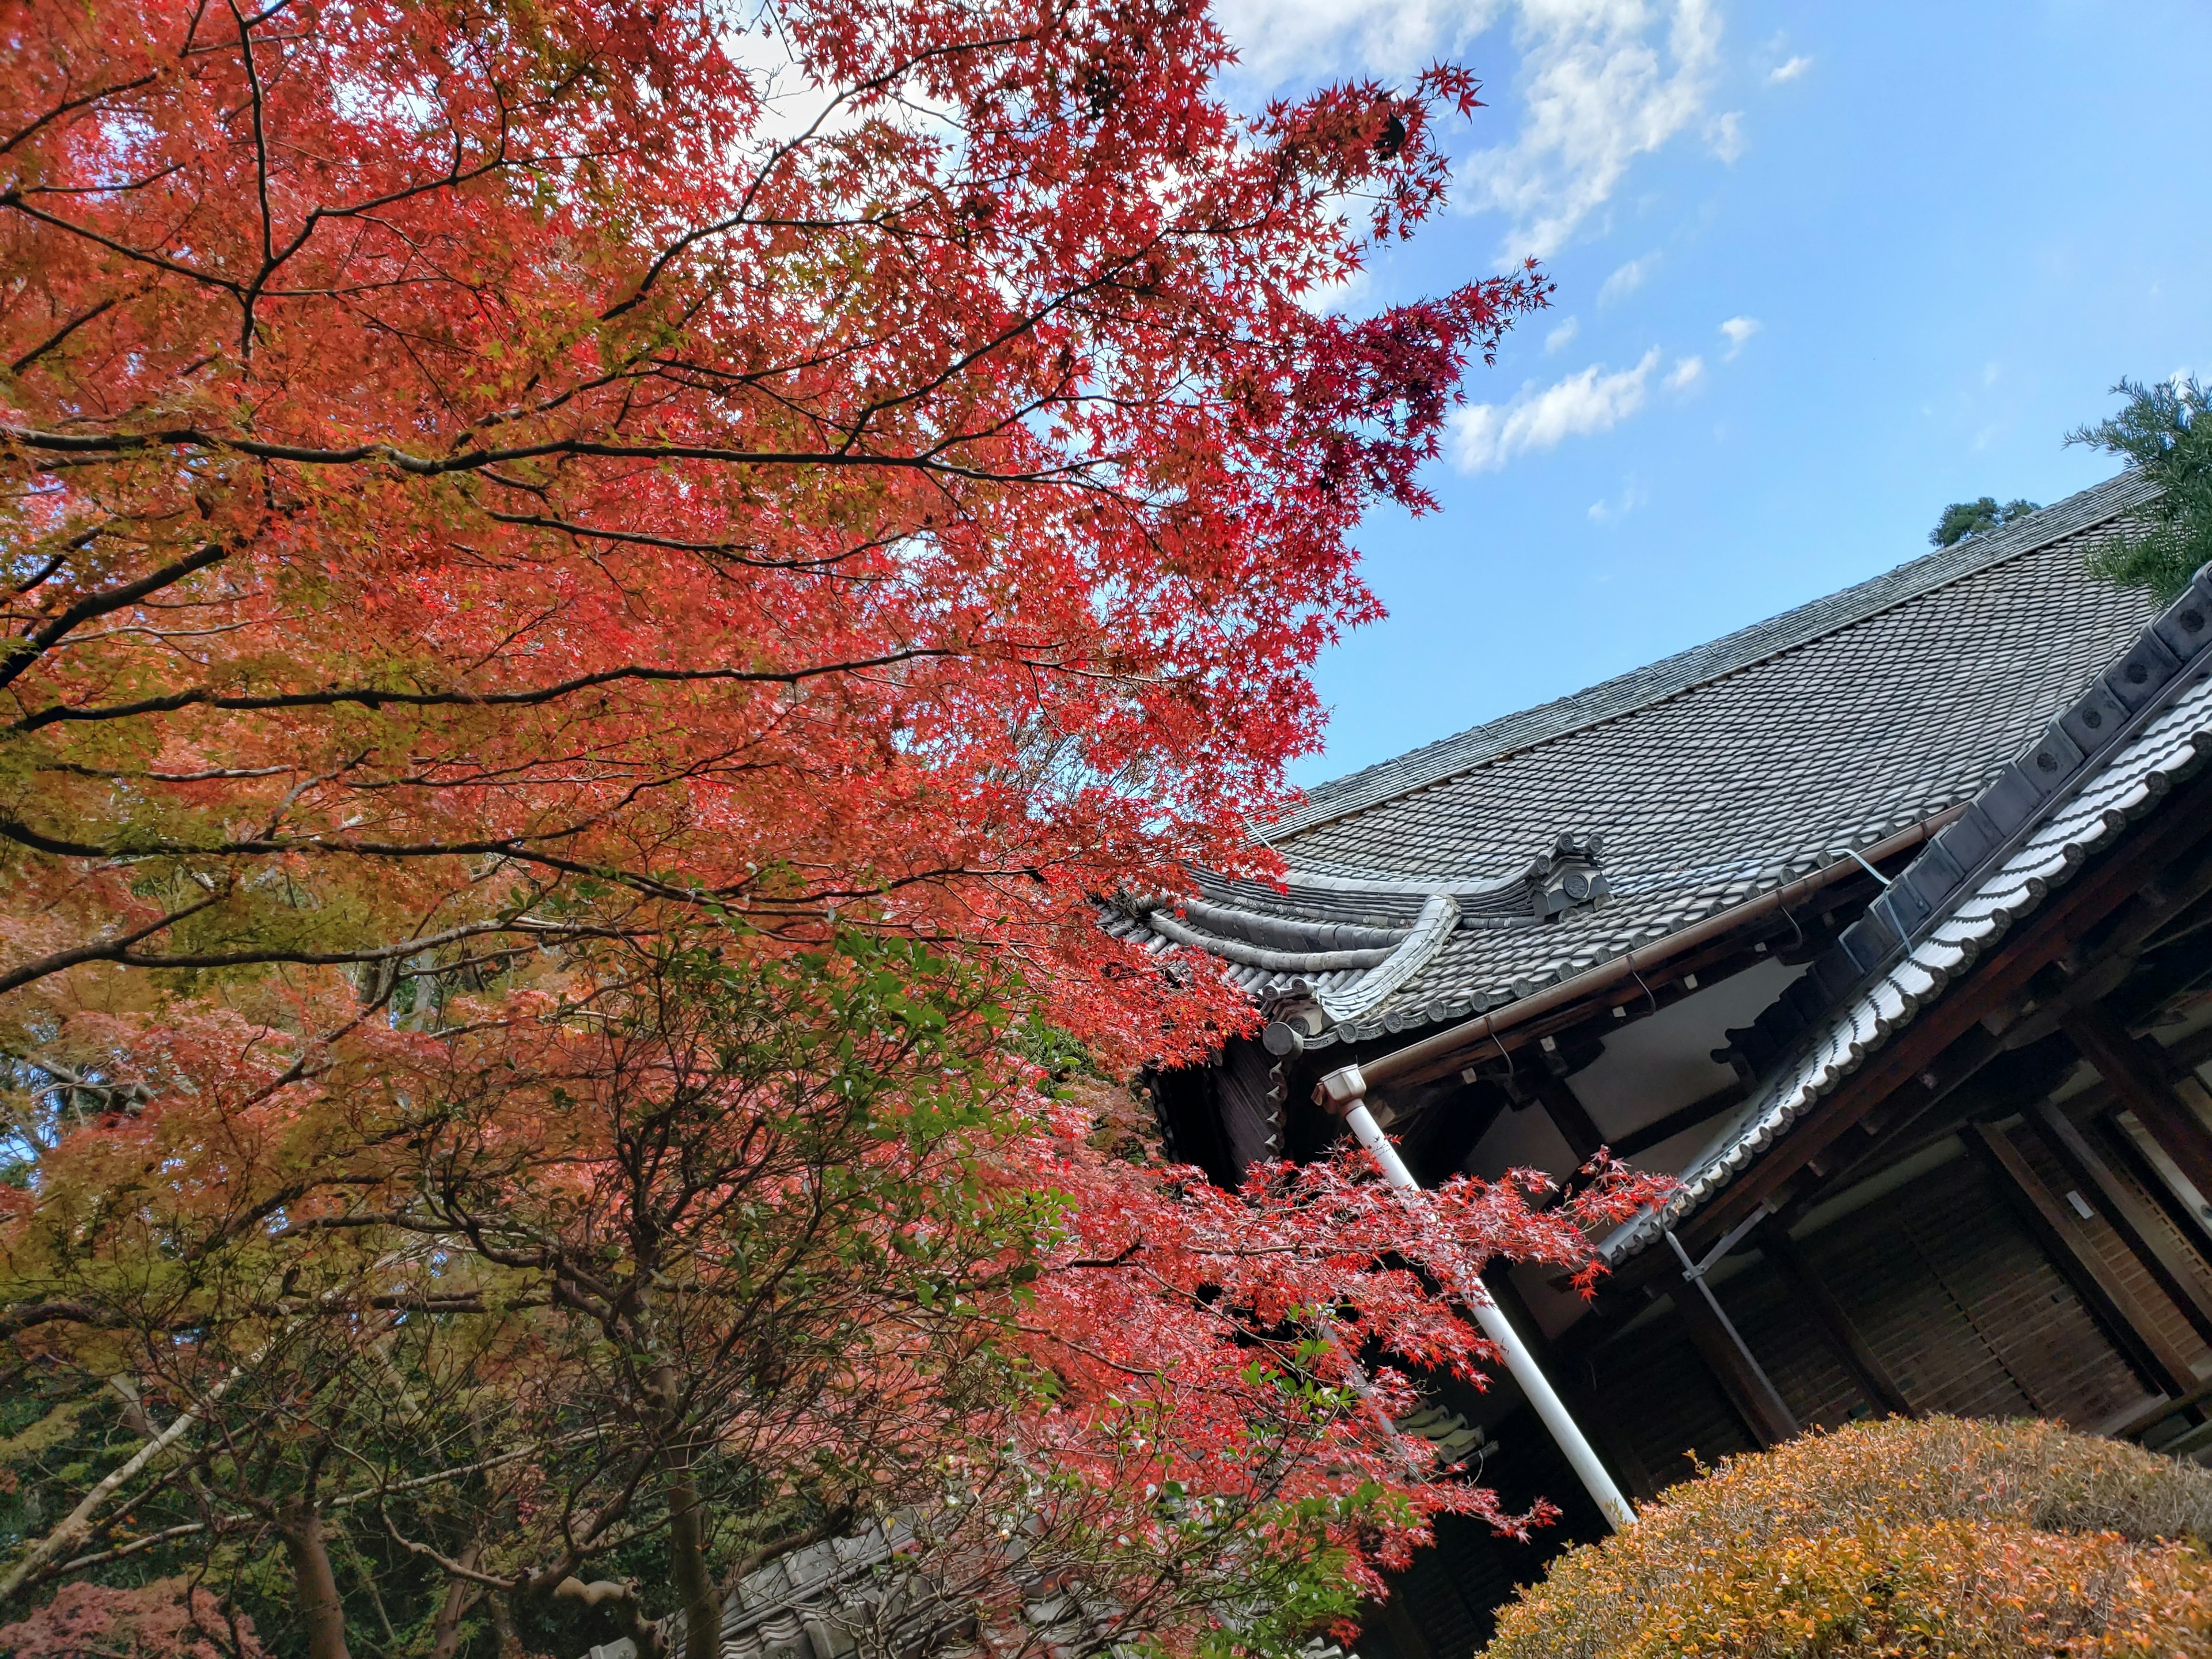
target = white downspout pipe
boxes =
[1319,1062,1635,1531]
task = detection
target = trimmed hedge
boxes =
[1481,1416,2212,1658]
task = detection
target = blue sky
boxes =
[1208,0,2212,788]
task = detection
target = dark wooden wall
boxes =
[1382,1115,2212,1657]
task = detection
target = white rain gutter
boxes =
[1316,1062,1636,1531]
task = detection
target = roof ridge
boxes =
[1268,470,2159,843]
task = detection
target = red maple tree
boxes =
[0,5,1656,1658]
[1,0,1539,1054]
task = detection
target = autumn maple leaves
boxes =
[0,3,1625,1656]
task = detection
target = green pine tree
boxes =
[2069,376,2212,600]
[1930,495,2041,548]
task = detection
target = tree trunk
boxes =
[651,1360,721,1659]
[430,1543,483,1659]
[668,1457,721,1659]
[278,1499,353,1659]
[487,1590,527,1659]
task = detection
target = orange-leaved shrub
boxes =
[1482,1416,2212,1658]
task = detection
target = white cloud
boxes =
[1589,478,1650,521]
[1459,0,1725,261]
[1210,0,1501,85]
[1211,1,1726,264]
[1707,109,1744,162]
[1719,315,1760,357]
[1666,354,1705,389]
[1297,264,1373,316]
[1768,54,1813,82]
[1546,316,1582,353]
[1449,348,1661,472]
[1599,253,1657,305]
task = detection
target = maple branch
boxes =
[0,191,248,295]
[0,1300,131,1339]
[1056,1241,1145,1270]
[0,540,229,694]
[0,888,230,998]
[9,645,951,731]
[47,1521,217,1578]
[603,26,1037,321]
[0,903,614,997]
[0,423,1104,486]
[0,71,162,158]
[230,0,278,352]
[0,1364,244,1601]
[9,297,119,374]
[472,505,873,570]
[35,1434,599,1590]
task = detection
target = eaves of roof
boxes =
[1599,555,2212,1262]
[1271,469,2161,840]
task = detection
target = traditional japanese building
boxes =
[1117,470,2212,1656]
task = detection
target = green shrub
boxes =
[1481,1416,2212,1658]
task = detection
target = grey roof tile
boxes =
[1135,476,2164,1047]
[1275,471,2155,840]
[1600,555,2212,1258]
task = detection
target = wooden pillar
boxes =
[2030,1099,2212,1347]
[1964,1120,2198,1399]
[1756,1223,1915,1418]
[1668,1266,1799,1449]
[2061,1004,2212,1205]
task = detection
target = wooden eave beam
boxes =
[1536,1079,1606,1166]
[1482,1267,1658,1503]
[1665,1275,1800,1449]
[2096,1110,2212,1256]
[1657,764,2212,1267]
[2029,1097,2212,1347]
[1964,1119,2199,1399]
[1610,1078,1752,1161]
[2059,1001,2212,1206]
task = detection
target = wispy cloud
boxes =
[1460,0,1725,261]
[1768,54,1813,83]
[1211,1,1728,265]
[1546,316,1582,353]
[1209,0,1495,85]
[1599,254,1658,306]
[1707,109,1745,163]
[1449,349,1662,472]
[1589,478,1650,521]
[1666,354,1705,389]
[1297,264,1372,317]
[1719,315,1760,357]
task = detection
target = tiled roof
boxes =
[584,1519,1359,1659]
[1134,473,2162,1048]
[1277,472,2157,838]
[1599,554,2212,1260]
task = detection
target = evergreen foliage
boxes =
[2071,377,2212,600]
[1929,497,2040,548]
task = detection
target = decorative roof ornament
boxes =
[1111,831,1612,1036]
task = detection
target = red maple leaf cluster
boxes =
[0,5,1661,1657]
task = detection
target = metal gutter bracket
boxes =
[1313,1063,1636,1530]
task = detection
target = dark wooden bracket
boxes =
[1964,1119,2199,1400]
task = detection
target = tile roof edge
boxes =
[1266,470,2160,842]
[1595,554,2212,1262]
